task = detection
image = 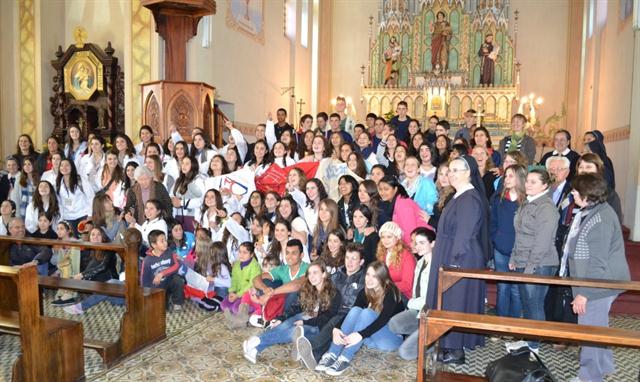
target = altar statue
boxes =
[384,36,402,85]
[429,11,452,72]
[478,33,498,86]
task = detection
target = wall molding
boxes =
[19,0,37,142]
[131,0,152,136]
[604,125,631,142]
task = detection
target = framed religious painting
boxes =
[63,51,104,101]
[226,0,265,44]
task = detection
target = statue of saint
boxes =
[383,36,402,85]
[478,33,498,86]
[430,11,452,72]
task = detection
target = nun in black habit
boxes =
[425,155,492,364]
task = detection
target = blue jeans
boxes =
[494,250,522,318]
[256,313,319,353]
[37,263,49,276]
[517,266,558,349]
[80,279,125,310]
[327,306,402,361]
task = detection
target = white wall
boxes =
[510,0,569,130]
[186,1,313,127]
[331,0,378,122]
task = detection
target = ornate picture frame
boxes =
[226,0,265,44]
[63,51,104,101]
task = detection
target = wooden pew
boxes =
[0,265,85,382]
[417,267,640,382]
[0,229,167,367]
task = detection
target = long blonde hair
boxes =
[375,222,406,268]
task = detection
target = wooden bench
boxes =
[0,265,85,382]
[0,229,167,368]
[417,267,640,382]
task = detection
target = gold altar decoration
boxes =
[363,0,520,138]
[73,26,88,48]
[63,51,104,101]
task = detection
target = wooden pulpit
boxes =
[140,0,221,146]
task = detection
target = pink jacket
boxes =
[393,196,434,246]
[384,249,417,300]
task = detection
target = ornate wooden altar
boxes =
[363,0,520,136]
[140,0,221,147]
[50,28,124,142]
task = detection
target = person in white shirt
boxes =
[125,199,167,247]
[56,158,94,235]
[190,132,217,175]
[170,156,205,232]
[41,152,63,187]
[25,180,61,234]
[78,136,106,180]
[113,133,139,168]
[134,125,158,156]
[63,125,87,163]
[0,200,16,236]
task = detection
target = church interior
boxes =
[1,0,640,381]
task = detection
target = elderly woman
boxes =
[426,155,491,365]
[124,166,173,225]
[508,168,559,354]
[564,174,630,382]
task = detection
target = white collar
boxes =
[553,148,571,156]
[527,191,547,202]
[454,183,474,198]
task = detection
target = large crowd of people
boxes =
[0,100,631,381]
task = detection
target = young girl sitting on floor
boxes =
[189,237,232,311]
[61,227,123,315]
[242,260,341,369]
[51,221,81,306]
[239,254,281,326]
[168,219,195,259]
[221,242,262,329]
[315,261,404,376]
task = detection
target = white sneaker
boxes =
[249,314,269,328]
[242,336,260,364]
[291,325,304,360]
[505,340,529,353]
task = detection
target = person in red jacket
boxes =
[375,221,416,301]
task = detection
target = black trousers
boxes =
[162,273,185,306]
[308,314,345,361]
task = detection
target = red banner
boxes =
[255,162,319,195]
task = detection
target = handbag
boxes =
[485,346,556,382]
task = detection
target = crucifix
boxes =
[297,98,306,127]
[476,109,485,127]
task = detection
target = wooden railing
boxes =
[0,229,166,367]
[417,267,640,382]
